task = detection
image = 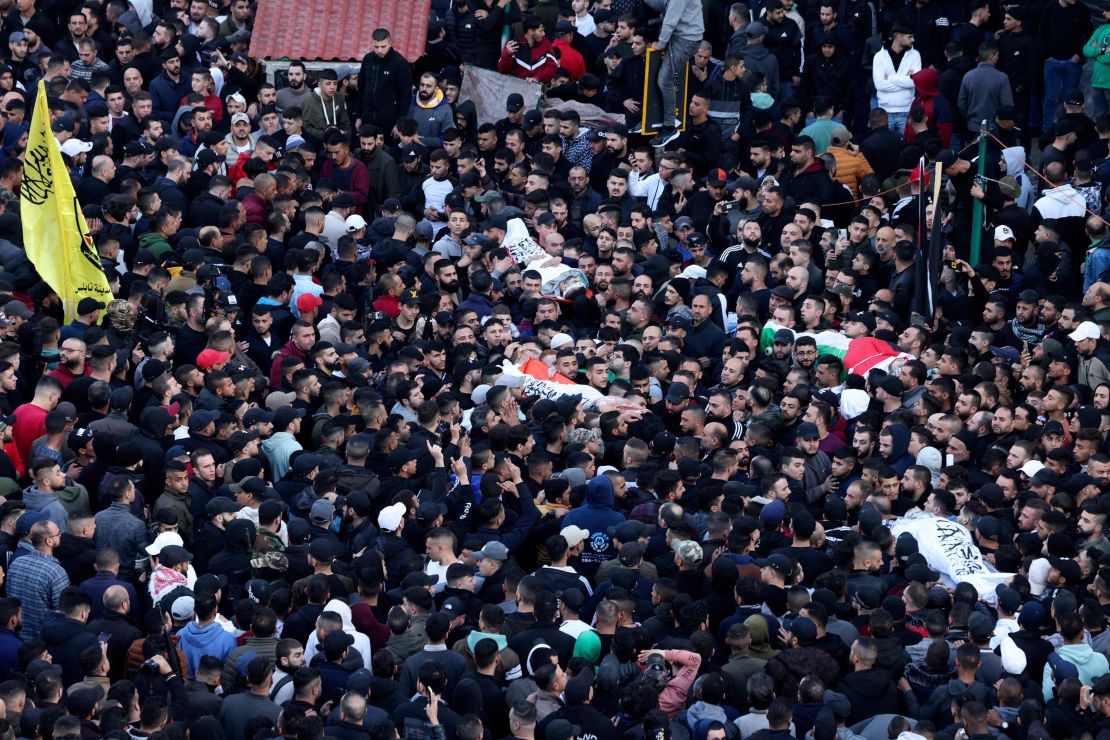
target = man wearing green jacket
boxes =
[1084,9,1110,120]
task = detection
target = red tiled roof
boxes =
[249,0,430,63]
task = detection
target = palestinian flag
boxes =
[499,358,604,404]
[757,325,909,377]
[758,323,852,360]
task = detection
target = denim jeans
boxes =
[1090,87,1110,123]
[658,36,699,130]
[887,111,908,138]
[1042,57,1082,126]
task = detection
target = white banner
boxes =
[503,218,589,301]
[498,358,605,405]
[459,65,542,125]
[887,511,1012,604]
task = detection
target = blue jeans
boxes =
[1090,87,1110,123]
[1042,57,1082,126]
[658,37,699,130]
[887,111,908,138]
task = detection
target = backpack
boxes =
[269,672,294,701]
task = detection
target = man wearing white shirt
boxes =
[421,150,454,233]
[628,150,682,210]
[572,0,595,36]
[425,527,460,593]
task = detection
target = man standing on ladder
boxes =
[645,0,704,148]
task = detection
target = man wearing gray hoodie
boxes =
[644,0,704,147]
[23,458,74,533]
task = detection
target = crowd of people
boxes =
[0,0,1106,740]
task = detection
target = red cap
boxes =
[297,293,324,312]
[908,166,932,185]
[196,349,230,371]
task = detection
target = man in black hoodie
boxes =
[55,509,98,585]
[41,587,99,687]
[207,518,255,600]
[838,637,902,724]
[508,590,576,667]
[538,672,619,740]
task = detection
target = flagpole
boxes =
[931,161,943,318]
[969,118,988,266]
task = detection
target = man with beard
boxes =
[358,28,413,136]
[568,166,601,225]
[590,124,630,194]
[309,341,342,384]
[852,427,877,463]
[714,355,748,396]
[355,125,400,214]
[276,61,311,113]
[49,339,89,389]
[724,220,771,272]
[435,260,463,305]
[706,391,738,438]
[997,289,1045,349]
[685,294,726,372]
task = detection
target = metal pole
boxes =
[969,118,988,266]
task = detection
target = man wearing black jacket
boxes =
[357,29,413,137]
[673,93,723,179]
[997,8,1038,141]
[1037,0,1092,127]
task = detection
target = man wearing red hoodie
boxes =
[550,20,586,81]
[498,14,557,83]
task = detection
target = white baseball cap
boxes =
[377,501,406,531]
[561,525,590,548]
[1069,321,1100,342]
[993,225,1016,242]
[60,139,93,157]
[345,215,368,232]
[146,531,184,555]
[231,112,250,125]
[1019,460,1045,478]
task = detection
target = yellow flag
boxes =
[20,81,111,323]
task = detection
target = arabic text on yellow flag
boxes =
[20,81,111,323]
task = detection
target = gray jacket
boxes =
[93,503,148,574]
[957,62,1013,132]
[644,0,705,44]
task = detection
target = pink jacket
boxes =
[658,650,702,719]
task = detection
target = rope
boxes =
[984,131,1110,230]
[806,136,986,209]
